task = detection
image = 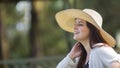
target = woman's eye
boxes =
[78,24,83,26]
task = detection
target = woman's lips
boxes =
[74,31,80,34]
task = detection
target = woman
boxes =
[55,9,120,68]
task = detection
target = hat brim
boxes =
[55,9,116,47]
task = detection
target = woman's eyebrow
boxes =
[77,20,84,24]
[74,18,85,24]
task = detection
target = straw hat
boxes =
[55,9,116,47]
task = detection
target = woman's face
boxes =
[73,18,90,41]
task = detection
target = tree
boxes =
[29,1,44,57]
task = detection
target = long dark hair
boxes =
[77,22,107,68]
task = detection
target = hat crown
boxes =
[83,9,103,28]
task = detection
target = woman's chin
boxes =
[73,36,79,40]
[73,36,83,41]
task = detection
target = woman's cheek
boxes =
[80,29,89,39]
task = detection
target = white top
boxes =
[56,43,120,68]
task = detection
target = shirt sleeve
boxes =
[56,54,76,68]
[96,46,120,68]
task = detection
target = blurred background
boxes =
[0,0,120,68]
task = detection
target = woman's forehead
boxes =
[74,18,86,24]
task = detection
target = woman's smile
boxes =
[74,30,80,35]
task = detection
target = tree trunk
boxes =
[0,9,4,68]
[0,7,9,68]
[29,1,43,57]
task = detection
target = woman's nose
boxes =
[74,24,78,30]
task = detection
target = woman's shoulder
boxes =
[92,43,109,48]
[91,43,120,66]
[92,43,117,56]
[92,43,113,51]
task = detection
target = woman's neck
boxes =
[79,38,91,64]
[79,38,91,54]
